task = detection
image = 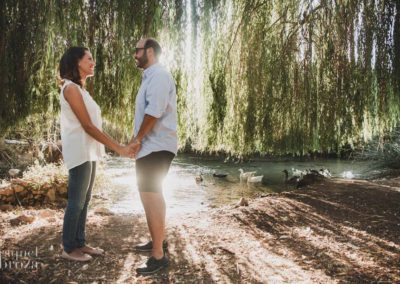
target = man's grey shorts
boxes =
[135,151,175,193]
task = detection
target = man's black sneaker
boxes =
[136,255,169,275]
[134,240,168,252]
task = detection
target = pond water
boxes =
[92,155,374,216]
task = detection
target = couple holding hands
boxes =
[59,38,177,275]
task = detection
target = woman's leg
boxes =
[62,161,93,253]
[76,161,96,248]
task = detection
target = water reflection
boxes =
[92,155,373,216]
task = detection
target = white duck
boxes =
[319,168,332,178]
[239,168,256,181]
[292,168,307,178]
[247,175,263,183]
[195,173,203,183]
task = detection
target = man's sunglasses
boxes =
[134,47,147,53]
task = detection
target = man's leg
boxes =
[135,151,174,272]
[139,191,166,259]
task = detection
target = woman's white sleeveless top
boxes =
[60,79,105,170]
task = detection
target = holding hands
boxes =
[116,139,141,159]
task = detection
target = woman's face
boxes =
[78,50,95,79]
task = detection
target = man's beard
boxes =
[136,53,148,68]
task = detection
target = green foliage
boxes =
[1,0,399,157]
[207,60,227,147]
[0,0,163,141]
[357,127,400,169]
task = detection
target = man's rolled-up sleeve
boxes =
[145,72,170,118]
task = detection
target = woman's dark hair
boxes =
[59,46,88,87]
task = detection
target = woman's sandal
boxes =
[80,246,104,256]
[61,250,92,262]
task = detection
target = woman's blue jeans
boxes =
[62,161,96,253]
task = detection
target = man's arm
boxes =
[129,114,158,157]
[130,70,170,156]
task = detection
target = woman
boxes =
[59,47,133,261]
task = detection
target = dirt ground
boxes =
[0,178,399,283]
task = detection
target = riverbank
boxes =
[0,177,399,283]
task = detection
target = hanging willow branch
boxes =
[1,0,399,157]
[223,1,277,71]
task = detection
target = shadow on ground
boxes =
[0,178,399,283]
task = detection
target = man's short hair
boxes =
[144,38,162,58]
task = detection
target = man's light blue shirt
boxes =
[134,63,178,159]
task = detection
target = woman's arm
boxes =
[63,84,133,157]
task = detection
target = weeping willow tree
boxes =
[173,0,400,156]
[1,0,399,157]
[0,0,163,141]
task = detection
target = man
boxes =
[129,38,177,275]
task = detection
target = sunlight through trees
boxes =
[1,0,399,156]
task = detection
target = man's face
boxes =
[134,40,148,69]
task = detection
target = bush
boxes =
[357,127,400,169]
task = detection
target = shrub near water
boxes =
[358,127,400,169]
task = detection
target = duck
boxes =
[195,174,203,183]
[247,175,263,183]
[213,173,228,178]
[319,168,332,178]
[238,168,256,181]
[296,172,326,188]
[341,171,354,179]
[309,169,322,176]
[292,168,307,177]
[282,169,299,186]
